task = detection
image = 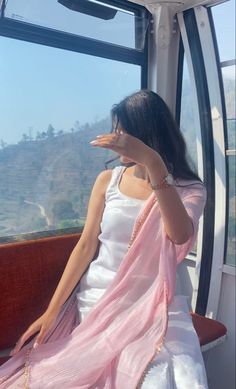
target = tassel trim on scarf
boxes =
[136,282,169,389]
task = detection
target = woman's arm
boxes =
[145,154,194,245]
[46,169,112,315]
[90,133,194,245]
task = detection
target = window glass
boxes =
[4,0,148,50]
[180,56,200,254]
[0,36,140,240]
[211,0,235,62]
[222,65,236,150]
[212,0,235,267]
[180,57,198,173]
[226,119,236,152]
[226,156,236,266]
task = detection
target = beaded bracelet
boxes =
[150,173,174,191]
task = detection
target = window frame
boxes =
[178,8,216,316]
[209,8,236,269]
[0,0,149,87]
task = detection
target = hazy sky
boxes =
[0,0,235,145]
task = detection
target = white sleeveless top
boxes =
[76,166,182,321]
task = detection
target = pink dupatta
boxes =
[0,181,206,389]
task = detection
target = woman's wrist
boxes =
[144,150,168,179]
[46,302,61,316]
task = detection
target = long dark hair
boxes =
[111,90,201,182]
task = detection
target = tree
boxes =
[21,133,30,142]
[28,127,33,141]
[41,131,47,139]
[228,216,236,239]
[52,199,79,222]
[74,121,80,132]
[31,216,46,230]
[57,130,64,137]
[36,131,48,141]
[0,139,7,149]
[47,124,55,139]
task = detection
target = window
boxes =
[212,0,236,266]
[211,0,235,62]
[222,63,235,267]
[3,0,148,50]
[0,35,141,242]
[222,65,236,149]
[179,55,201,254]
[180,56,198,170]
[226,155,236,266]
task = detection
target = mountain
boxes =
[0,117,116,236]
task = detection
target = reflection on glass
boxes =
[226,156,236,266]
[180,57,199,254]
[222,65,235,118]
[180,58,198,173]
[0,37,140,239]
[222,65,236,150]
[4,0,148,50]
[226,119,236,150]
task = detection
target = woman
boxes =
[0,90,208,388]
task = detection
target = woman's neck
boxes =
[130,164,150,183]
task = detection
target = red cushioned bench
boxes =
[0,233,227,366]
[191,311,227,352]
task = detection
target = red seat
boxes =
[0,233,81,352]
[191,312,227,352]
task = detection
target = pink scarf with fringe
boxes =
[0,181,206,389]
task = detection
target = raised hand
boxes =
[90,132,158,168]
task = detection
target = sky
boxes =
[0,0,235,145]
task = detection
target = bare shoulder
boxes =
[79,169,113,242]
[93,169,113,196]
[97,169,113,182]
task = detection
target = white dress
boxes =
[76,166,209,389]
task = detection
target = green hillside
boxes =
[0,117,116,236]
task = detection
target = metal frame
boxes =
[194,6,227,318]
[179,8,217,317]
[220,59,236,68]
[147,4,181,113]
[208,7,234,277]
[179,6,227,318]
[129,0,229,14]
[0,21,147,64]
[175,36,184,125]
[226,149,236,156]
[177,11,206,313]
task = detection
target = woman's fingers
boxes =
[91,141,116,148]
[33,327,47,348]
[9,312,56,357]
[10,327,36,356]
[90,133,123,148]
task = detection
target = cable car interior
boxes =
[0,0,235,388]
